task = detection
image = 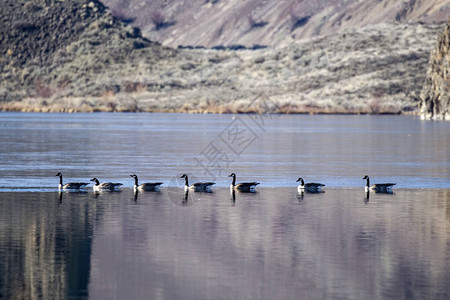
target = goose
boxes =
[228,173,259,192]
[180,174,215,192]
[296,177,325,193]
[363,175,395,193]
[130,174,163,191]
[56,173,89,191]
[90,178,123,192]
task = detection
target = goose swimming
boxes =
[90,178,123,192]
[228,173,259,192]
[180,174,215,192]
[130,174,163,191]
[56,173,89,191]
[363,175,395,193]
[296,177,325,193]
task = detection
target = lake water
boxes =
[0,113,449,299]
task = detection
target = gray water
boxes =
[0,113,448,189]
[0,112,449,299]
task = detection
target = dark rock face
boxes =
[2,0,108,68]
[420,19,450,120]
[0,0,167,102]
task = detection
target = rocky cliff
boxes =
[420,18,450,120]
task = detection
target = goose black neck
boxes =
[58,175,63,185]
[231,174,236,186]
[365,177,370,187]
[300,178,305,186]
[94,179,100,186]
[184,175,189,186]
[134,176,139,186]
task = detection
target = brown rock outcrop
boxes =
[420,19,450,120]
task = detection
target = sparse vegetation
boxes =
[0,0,444,115]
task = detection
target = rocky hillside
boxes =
[103,0,450,47]
[0,0,445,114]
[0,0,176,104]
[420,18,450,120]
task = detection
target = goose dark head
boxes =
[228,173,236,177]
[363,175,369,180]
[296,177,303,182]
[180,174,187,178]
[56,172,62,177]
[130,174,137,178]
[90,178,100,185]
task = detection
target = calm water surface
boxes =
[0,113,448,189]
[0,113,449,299]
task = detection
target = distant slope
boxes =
[103,0,450,47]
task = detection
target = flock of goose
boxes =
[56,172,396,193]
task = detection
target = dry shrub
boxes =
[278,103,302,114]
[151,10,175,30]
[181,103,192,112]
[369,91,384,113]
[33,79,54,98]
[102,90,115,100]
[124,82,147,93]
[101,90,117,111]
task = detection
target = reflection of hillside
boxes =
[1,189,447,298]
[89,188,450,299]
[0,192,95,299]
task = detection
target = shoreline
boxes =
[0,107,405,115]
[3,105,448,119]
[0,97,411,115]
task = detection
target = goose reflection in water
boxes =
[171,190,194,207]
[296,190,305,202]
[182,190,190,206]
[365,190,370,203]
[231,189,236,206]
